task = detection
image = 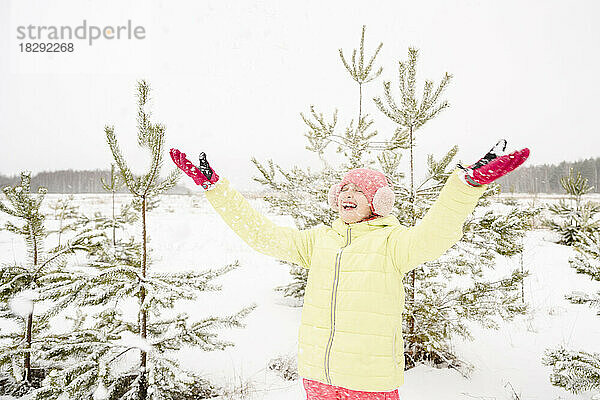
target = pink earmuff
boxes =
[371,186,395,216]
[328,183,342,211]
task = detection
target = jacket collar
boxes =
[331,214,400,238]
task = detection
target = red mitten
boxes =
[169,148,220,189]
[460,140,530,187]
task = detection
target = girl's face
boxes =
[338,182,373,224]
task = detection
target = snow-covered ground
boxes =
[0,193,599,400]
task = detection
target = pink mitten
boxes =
[460,140,530,187]
[169,148,220,189]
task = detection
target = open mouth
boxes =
[341,202,357,210]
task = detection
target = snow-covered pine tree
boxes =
[542,348,600,394]
[373,46,453,361]
[409,196,536,370]
[31,253,253,400]
[105,79,182,399]
[253,26,532,372]
[74,200,138,247]
[542,229,600,395]
[569,231,600,286]
[372,45,532,371]
[28,80,256,400]
[378,147,534,369]
[0,173,99,396]
[75,163,138,246]
[48,194,81,247]
[546,168,600,246]
[253,26,383,301]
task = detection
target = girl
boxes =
[169,140,529,400]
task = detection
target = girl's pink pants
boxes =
[303,379,400,400]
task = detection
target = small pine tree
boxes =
[104,79,182,398]
[0,173,99,396]
[542,347,600,394]
[542,227,600,396]
[48,194,81,247]
[31,254,254,400]
[26,80,256,400]
[75,202,138,241]
[569,231,600,285]
[402,195,537,370]
[547,168,600,246]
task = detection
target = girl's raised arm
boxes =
[390,140,529,274]
[170,149,318,268]
[390,169,485,274]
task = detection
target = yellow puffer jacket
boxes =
[205,169,485,392]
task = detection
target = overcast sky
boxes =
[1,0,598,190]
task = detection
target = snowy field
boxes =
[1,193,599,400]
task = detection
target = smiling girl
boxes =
[169,140,529,399]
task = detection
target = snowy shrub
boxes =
[564,291,600,313]
[569,231,600,281]
[0,368,48,396]
[501,197,519,206]
[546,169,600,246]
[48,194,81,247]
[191,196,203,208]
[273,262,307,303]
[0,373,32,397]
[565,230,600,314]
[220,370,255,400]
[542,347,600,394]
[544,224,600,395]
[546,200,600,246]
[267,353,299,381]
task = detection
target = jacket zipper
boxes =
[324,226,351,384]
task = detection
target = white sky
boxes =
[0,0,598,191]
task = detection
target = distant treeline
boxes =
[496,157,600,194]
[2,158,600,195]
[0,169,191,194]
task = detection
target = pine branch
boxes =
[136,79,152,147]
[153,168,182,195]
[141,123,165,196]
[338,25,383,84]
[105,125,139,196]
[374,48,452,134]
